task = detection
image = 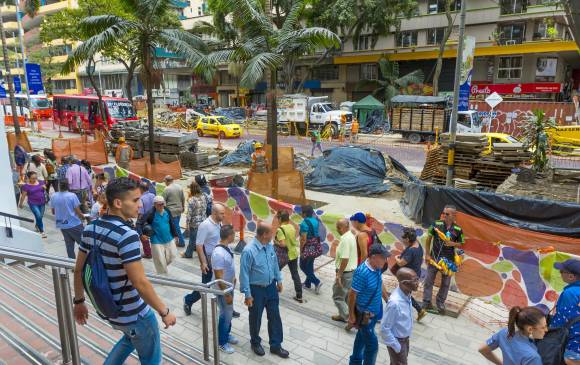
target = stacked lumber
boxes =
[420,134,529,190]
[391,107,447,131]
[473,143,531,189]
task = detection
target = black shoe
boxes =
[251,344,265,356]
[437,306,446,315]
[183,298,192,316]
[232,310,240,318]
[177,243,186,248]
[270,347,289,358]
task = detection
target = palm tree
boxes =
[62,0,208,164]
[0,0,39,135]
[196,0,339,170]
[356,58,424,110]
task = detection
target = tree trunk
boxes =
[235,77,240,107]
[143,48,155,165]
[0,8,21,135]
[87,58,107,128]
[125,60,137,103]
[432,0,454,96]
[266,68,278,171]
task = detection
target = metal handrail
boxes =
[0,211,34,223]
[0,245,229,365]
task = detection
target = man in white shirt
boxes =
[380,268,419,365]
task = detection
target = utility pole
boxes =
[264,0,278,172]
[445,0,467,186]
[14,0,33,132]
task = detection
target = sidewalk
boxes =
[18,206,501,365]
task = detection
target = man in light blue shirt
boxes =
[50,180,84,258]
[239,222,289,359]
[380,268,419,365]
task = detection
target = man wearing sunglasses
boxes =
[380,268,419,365]
[422,205,464,315]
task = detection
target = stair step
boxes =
[0,319,53,365]
[4,264,209,364]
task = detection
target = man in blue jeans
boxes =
[49,180,85,258]
[72,178,176,365]
[211,224,239,354]
[183,203,225,314]
[240,222,289,358]
[162,175,186,247]
[348,244,390,365]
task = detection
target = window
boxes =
[497,56,523,79]
[457,114,470,128]
[361,63,378,80]
[49,45,72,57]
[500,0,527,15]
[497,23,526,44]
[312,65,339,81]
[428,0,461,14]
[52,79,76,91]
[427,27,446,45]
[396,31,418,47]
[354,35,371,51]
[533,20,562,40]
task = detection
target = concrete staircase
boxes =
[0,262,209,364]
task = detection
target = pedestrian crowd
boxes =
[13,155,580,365]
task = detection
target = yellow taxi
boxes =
[196,116,242,138]
[482,133,521,155]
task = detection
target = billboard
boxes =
[458,36,476,111]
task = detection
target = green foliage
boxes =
[356,58,424,109]
[305,0,418,46]
[520,109,557,172]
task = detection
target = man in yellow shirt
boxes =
[275,211,303,303]
[332,218,358,323]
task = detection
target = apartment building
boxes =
[300,0,579,103]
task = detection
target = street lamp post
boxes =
[445,0,467,186]
[14,0,34,132]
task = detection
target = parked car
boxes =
[196,116,242,138]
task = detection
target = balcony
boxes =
[497,37,525,45]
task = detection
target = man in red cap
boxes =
[552,259,580,365]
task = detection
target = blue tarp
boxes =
[305,146,390,195]
[220,140,256,166]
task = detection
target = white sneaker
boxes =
[228,335,239,345]
[315,282,323,295]
[219,343,235,354]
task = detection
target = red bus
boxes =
[52,95,138,131]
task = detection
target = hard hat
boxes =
[118,136,125,142]
[254,142,263,149]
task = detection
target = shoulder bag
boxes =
[274,226,289,269]
[301,219,322,259]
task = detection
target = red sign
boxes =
[471,82,562,95]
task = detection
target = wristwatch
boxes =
[159,307,170,318]
[73,297,85,305]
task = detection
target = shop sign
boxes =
[471,82,562,95]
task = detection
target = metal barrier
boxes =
[0,245,232,365]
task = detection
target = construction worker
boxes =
[339,113,347,142]
[115,136,134,170]
[251,142,269,173]
[350,117,359,143]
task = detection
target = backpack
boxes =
[370,229,382,245]
[14,145,28,167]
[82,220,127,319]
[536,316,580,365]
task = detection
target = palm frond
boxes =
[355,79,382,91]
[190,20,217,36]
[239,52,284,88]
[219,0,272,36]
[158,29,208,65]
[278,27,340,51]
[80,15,134,37]
[281,0,304,32]
[195,49,236,71]
[395,69,424,88]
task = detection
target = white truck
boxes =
[277,94,352,137]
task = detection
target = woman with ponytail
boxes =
[479,306,547,364]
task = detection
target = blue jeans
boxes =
[300,257,320,288]
[349,316,379,365]
[184,262,213,306]
[29,203,45,233]
[172,215,185,246]
[249,282,283,349]
[105,310,161,365]
[183,227,198,258]
[311,142,323,156]
[217,293,234,346]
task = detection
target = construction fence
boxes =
[6,131,32,152]
[52,136,109,165]
[128,157,182,182]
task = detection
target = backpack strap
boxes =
[216,244,234,258]
[304,218,316,238]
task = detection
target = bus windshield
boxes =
[30,98,50,109]
[106,100,136,119]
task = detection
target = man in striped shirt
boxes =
[348,243,390,365]
[72,178,176,364]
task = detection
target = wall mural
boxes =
[94,165,575,310]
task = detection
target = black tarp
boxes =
[305,146,390,195]
[401,182,580,238]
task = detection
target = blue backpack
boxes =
[82,220,127,319]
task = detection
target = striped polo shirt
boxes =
[351,260,383,316]
[80,215,150,326]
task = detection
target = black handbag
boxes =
[274,227,289,269]
[536,316,580,365]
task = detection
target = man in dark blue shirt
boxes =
[552,258,580,364]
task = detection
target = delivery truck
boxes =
[390,95,482,143]
[277,94,352,137]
